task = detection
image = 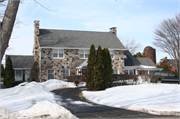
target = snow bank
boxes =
[41,79,86,91]
[82,84,180,115]
[0,80,78,119]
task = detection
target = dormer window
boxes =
[79,50,89,59]
[52,49,64,58]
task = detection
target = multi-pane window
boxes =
[125,70,128,74]
[15,70,22,81]
[129,70,133,74]
[79,50,89,58]
[52,49,64,58]
[110,50,114,58]
[125,69,134,74]
[48,69,54,79]
[113,69,118,74]
[63,69,70,79]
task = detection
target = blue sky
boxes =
[2,0,180,64]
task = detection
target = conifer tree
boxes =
[1,64,5,77]
[86,44,96,90]
[105,48,113,87]
[28,61,39,82]
[94,46,104,90]
[4,56,15,87]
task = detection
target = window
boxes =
[169,72,175,76]
[125,69,134,74]
[48,69,54,79]
[63,69,70,79]
[110,50,114,58]
[52,49,64,58]
[125,70,128,74]
[129,70,133,74]
[15,70,22,81]
[79,50,89,59]
[113,69,118,74]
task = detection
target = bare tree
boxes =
[0,0,20,62]
[152,14,180,73]
[120,38,141,55]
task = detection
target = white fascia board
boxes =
[40,46,126,51]
[124,66,139,69]
[137,68,163,71]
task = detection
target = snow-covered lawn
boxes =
[0,79,85,119]
[82,84,180,115]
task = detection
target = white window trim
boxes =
[110,50,114,59]
[62,69,70,79]
[15,69,23,81]
[52,49,64,59]
[113,69,119,74]
[47,69,55,80]
[125,69,134,74]
[79,50,89,59]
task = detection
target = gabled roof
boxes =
[38,29,126,49]
[124,50,141,66]
[6,55,34,69]
[137,58,156,66]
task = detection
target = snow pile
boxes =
[82,84,180,115]
[41,79,86,91]
[0,81,78,119]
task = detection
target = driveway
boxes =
[52,87,178,118]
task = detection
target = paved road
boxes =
[52,87,179,119]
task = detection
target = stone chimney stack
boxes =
[109,27,117,35]
[34,20,40,35]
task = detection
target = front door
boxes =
[82,69,87,82]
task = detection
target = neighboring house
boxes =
[124,50,162,74]
[5,55,34,81]
[6,20,161,82]
[159,57,178,72]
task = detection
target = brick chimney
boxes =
[109,27,117,35]
[34,20,40,35]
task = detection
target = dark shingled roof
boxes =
[38,29,126,49]
[137,58,156,66]
[6,55,34,69]
[124,50,141,66]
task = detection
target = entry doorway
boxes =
[82,69,87,82]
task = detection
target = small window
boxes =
[129,70,133,74]
[110,50,114,58]
[79,50,84,58]
[16,70,22,81]
[48,69,54,79]
[125,70,128,74]
[79,50,89,59]
[52,49,64,58]
[85,50,89,58]
[63,69,70,79]
[161,72,168,76]
[113,69,118,74]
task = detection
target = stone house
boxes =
[33,21,126,81]
[6,20,162,82]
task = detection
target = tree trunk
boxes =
[0,0,20,62]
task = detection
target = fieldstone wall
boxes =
[112,50,124,74]
[34,21,40,64]
[39,49,125,81]
[40,49,84,80]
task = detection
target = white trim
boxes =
[40,46,127,51]
[79,50,89,59]
[52,49,64,59]
[47,69,55,80]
